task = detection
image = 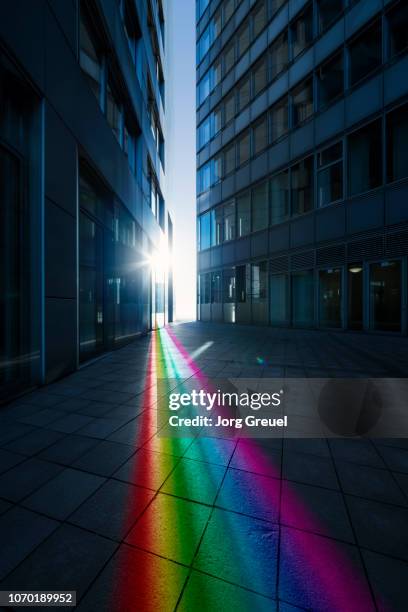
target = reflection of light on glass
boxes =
[349,267,363,274]
[149,234,169,276]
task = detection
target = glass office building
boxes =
[0,0,172,403]
[196,0,408,333]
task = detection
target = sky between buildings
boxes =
[166,0,197,320]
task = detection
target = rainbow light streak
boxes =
[108,326,383,611]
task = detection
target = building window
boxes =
[348,264,363,330]
[198,162,211,193]
[318,52,344,109]
[388,1,408,59]
[236,265,249,302]
[387,103,408,183]
[214,106,223,134]
[318,0,343,33]
[291,3,314,59]
[291,156,314,215]
[224,93,235,124]
[253,0,267,38]
[253,115,268,155]
[223,268,236,306]
[199,116,211,148]
[224,0,235,24]
[237,22,250,58]
[252,181,269,232]
[224,143,236,175]
[349,20,382,87]
[237,191,251,237]
[270,32,288,79]
[237,131,250,166]
[253,57,268,97]
[211,271,222,303]
[213,57,222,88]
[79,13,102,104]
[224,42,235,75]
[198,70,211,104]
[370,261,401,331]
[348,119,382,196]
[200,273,211,304]
[237,77,250,112]
[224,202,236,241]
[252,262,267,301]
[292,270,314,326]
[317,141,343,206]
[270,274,288,325]
[270,170,289,225]
[271,97,289,142]
[214,8,222,39]
[211,206,223,246]
[319,268,342,328]
[213,154,223,183]
[292,78,314,127]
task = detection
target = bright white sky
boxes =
[166,0,197,320]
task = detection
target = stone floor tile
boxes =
[178,571,277,611]
[125,493,211,564]
[46,413,95,434]
[39,433,99,465]
[114,448,180,490]
[161,457,225,505]
[362,549,408,612]
[183,436,236,466]
[281,480,354,542]
[0,448,26,474]
[336,460,407,505]
[23,468,105,520]
[217,467,280,522]
[70,479,154,541]
[194,508,278,599]
[0,507,59,580]
[74,440,136,477]
[1,524,117,599]
[346,495,408,560]
[0,458,62,502]
[329,438,384,468]
[282,451,339,490]
[5,428,65,456]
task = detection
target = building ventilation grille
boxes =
[386,230,408,257]
[270,256,289,273]
[291,251,315,270]
[316,244,345,267]
[347,236,384,261]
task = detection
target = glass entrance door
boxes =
[79,211,104,361]
[369,261,401,332]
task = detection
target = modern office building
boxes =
[196,0,408,334]
[0,0,172,403]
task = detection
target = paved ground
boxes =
[1,323,408,611]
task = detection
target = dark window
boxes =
[224,42,235,75]
[237,191,251,237]
[348,119,382,196]
[370,261,401,331]
[253,1,267,38]
[214,106,223,134]
[291,3,314,59]
[388,1,408,59]
[318,0,343,33]
[348,264,363,330]
[200,273,211,304]
[270,32,288,78]
[223,268,236,303]
[387,104,408,182]
[237,131,250,166]
[211,271,222,303]
[253,115,268,155]
[317,141,343,206]
[292,271,314,326]
[237,22,250,57]
[291,156,314,215]
[253,58,268,97]
[236,265,248,302]
[224,144,236,175]
[211,207,223,246]
[224,0,235,24]
[270,170,289,225]
[319,268,342,328]
[252,262,268,301]
[349,20,382,86]
[213,153,223,183]
[237,77,250,112]
[224,93,235,124]
[79,13,102,104]
[224,202,236,241]
[270,274,288,325]
[270,96,288,141]
[318,52,344,109]
[292,78,314,126]
[107,80,121,142]
[252,181,269,232]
